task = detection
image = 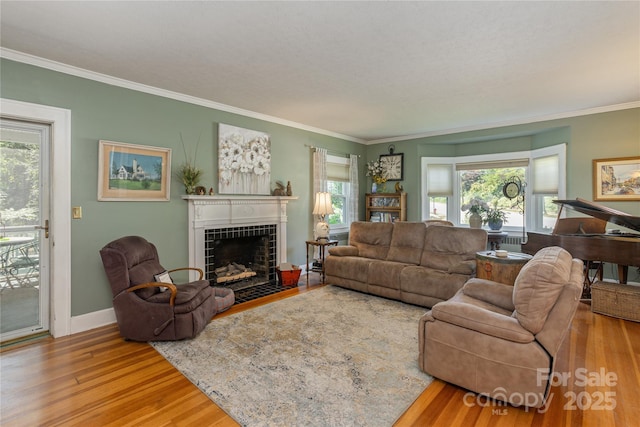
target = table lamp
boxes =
[312,192,334,240]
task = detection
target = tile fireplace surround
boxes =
[183,195,298,281]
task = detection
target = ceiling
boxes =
[1,1,638,143]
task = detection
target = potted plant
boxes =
[175,133,203,194]
[365,160,387,193]
[484,207,507,230]
[461,197,489,228]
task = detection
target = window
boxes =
[421,144,566,233]
[326,155,351,232]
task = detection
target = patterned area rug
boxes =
[151,286,432,426]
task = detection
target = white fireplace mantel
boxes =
[183,195,298,280]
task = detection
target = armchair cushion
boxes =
[431,300,534,343]
[512,246,573,334]
[145,280,210,305]
[462,278,515,312]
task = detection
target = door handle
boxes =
[36,219,49,238]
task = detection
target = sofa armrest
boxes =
[462,278,516,311]
[447,260,476,275]
[431,301,534,343]
[328,245,359,256]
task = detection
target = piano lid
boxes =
[553,198,640,233]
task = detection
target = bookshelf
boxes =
[365,192,407,222]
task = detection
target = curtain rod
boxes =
[305,144,360,157]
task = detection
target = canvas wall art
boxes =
[218,124,271,195]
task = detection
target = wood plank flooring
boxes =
[2,277,639,426]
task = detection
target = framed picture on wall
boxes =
[98,140,171,201]
[379,153,404,181]
[592,156,640,201]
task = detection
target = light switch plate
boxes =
[72,206,82,219]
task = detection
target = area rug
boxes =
[151,285,432,426]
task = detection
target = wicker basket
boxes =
[591,281,640,322]
[276,267,301,287]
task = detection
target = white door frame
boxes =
[1,98,71,337]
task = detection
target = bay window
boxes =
[421,144,566,233]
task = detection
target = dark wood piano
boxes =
[521,198,640,298]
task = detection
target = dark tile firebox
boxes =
[204,224,277,287]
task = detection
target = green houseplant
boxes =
[484,208,507,230]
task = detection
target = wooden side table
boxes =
[306,239,338,284]
[475,251,532,286]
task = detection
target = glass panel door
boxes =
[0,119,50,341]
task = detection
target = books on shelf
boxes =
[369,213,398,222]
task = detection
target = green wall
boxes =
[0,59,366,315]
[2,57,639,317]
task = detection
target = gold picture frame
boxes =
[98,140,171,201]
[592,156,640,201]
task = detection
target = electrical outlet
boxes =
[72,206,82,219]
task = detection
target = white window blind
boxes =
[326,154,350,182]
[426,164,453,196]
[532,155,559,194]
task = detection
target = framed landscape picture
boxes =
[592,156,640,201]
[98,140,171,201]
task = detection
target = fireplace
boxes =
[205,224,277,290]
[184,195,297,287]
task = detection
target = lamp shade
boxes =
[312,192,335,217]
[313,192,334,240]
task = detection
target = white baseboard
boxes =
[70,307,116,335]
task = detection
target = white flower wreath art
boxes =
[218,124,271,195]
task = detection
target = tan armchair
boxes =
[419,246,583,408]
[100,236,234,341]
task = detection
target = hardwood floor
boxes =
[1,277,639,426]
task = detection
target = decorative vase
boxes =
[469,212,483,229]
[372,182,377,194]
[488,219,503,231]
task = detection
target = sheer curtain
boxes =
[348,154,359,222]
[312,148,328,241]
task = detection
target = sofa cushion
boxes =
[349,222,393,260]
[400,265,468,302]
[512,246,572,334]
[421,226,487,271]
[386,222,427,265]
[368,260,410,290]
[324,255,371,283]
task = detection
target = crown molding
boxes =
[3,48,637,146]
[369,101,640,144]
[0,48,366,144]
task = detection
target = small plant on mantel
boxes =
[175,132,203,195]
